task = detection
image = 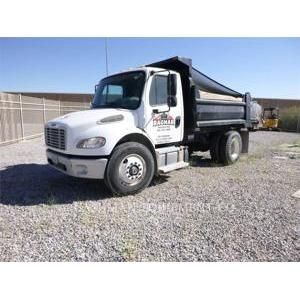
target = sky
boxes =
[0,37,299,98]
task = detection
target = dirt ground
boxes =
[0,131,299,261]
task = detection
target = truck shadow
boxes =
[189,154,220,168]
[0,163,168,206]
[0,163,110,206]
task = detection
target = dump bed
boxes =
[147,56,252,130]
[195,99,247,127]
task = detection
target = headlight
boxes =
[77,137,106,149]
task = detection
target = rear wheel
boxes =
[209,133,222,163]
[105,142,155,196]
[219,130,242,165]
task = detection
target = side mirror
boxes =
[167,74,177,107]
[95,84,99,93]
[167,96,177,107]
[167,74,177,96]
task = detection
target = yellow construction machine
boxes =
[262,107,280,130]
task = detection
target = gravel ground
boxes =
[0,131,299,261]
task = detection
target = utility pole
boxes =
[105,38,109,76]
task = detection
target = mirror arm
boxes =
[149,69,171,76]
[152,105,171,115]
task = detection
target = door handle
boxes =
[175,116,181,128]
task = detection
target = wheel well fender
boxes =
[114,133,157,171]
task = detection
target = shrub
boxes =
[279,106,300,132]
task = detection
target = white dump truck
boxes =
[45,56,256,195]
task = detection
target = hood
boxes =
[47,108,135,130]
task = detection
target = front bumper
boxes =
[46,150,108,179]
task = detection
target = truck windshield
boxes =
[92,71,145,110]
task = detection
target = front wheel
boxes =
[105,142,155,196]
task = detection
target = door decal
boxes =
[153,113,175,127]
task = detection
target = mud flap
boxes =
[240,129,249,154]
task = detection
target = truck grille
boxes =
[45,127,66,150]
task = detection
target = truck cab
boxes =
[45,56,254,195]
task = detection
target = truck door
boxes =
[144,72,184,145]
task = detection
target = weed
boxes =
[120,238,138,261]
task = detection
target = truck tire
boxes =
[209,133,222,163]
[219,130,242,165]
[105,142,155,196]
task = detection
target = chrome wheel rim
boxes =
[230,137,240,161]
[118,154,146,186]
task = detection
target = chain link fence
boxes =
[1,92,299,146]
[0,92,90,146]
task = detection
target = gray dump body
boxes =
[147,56,253,130]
